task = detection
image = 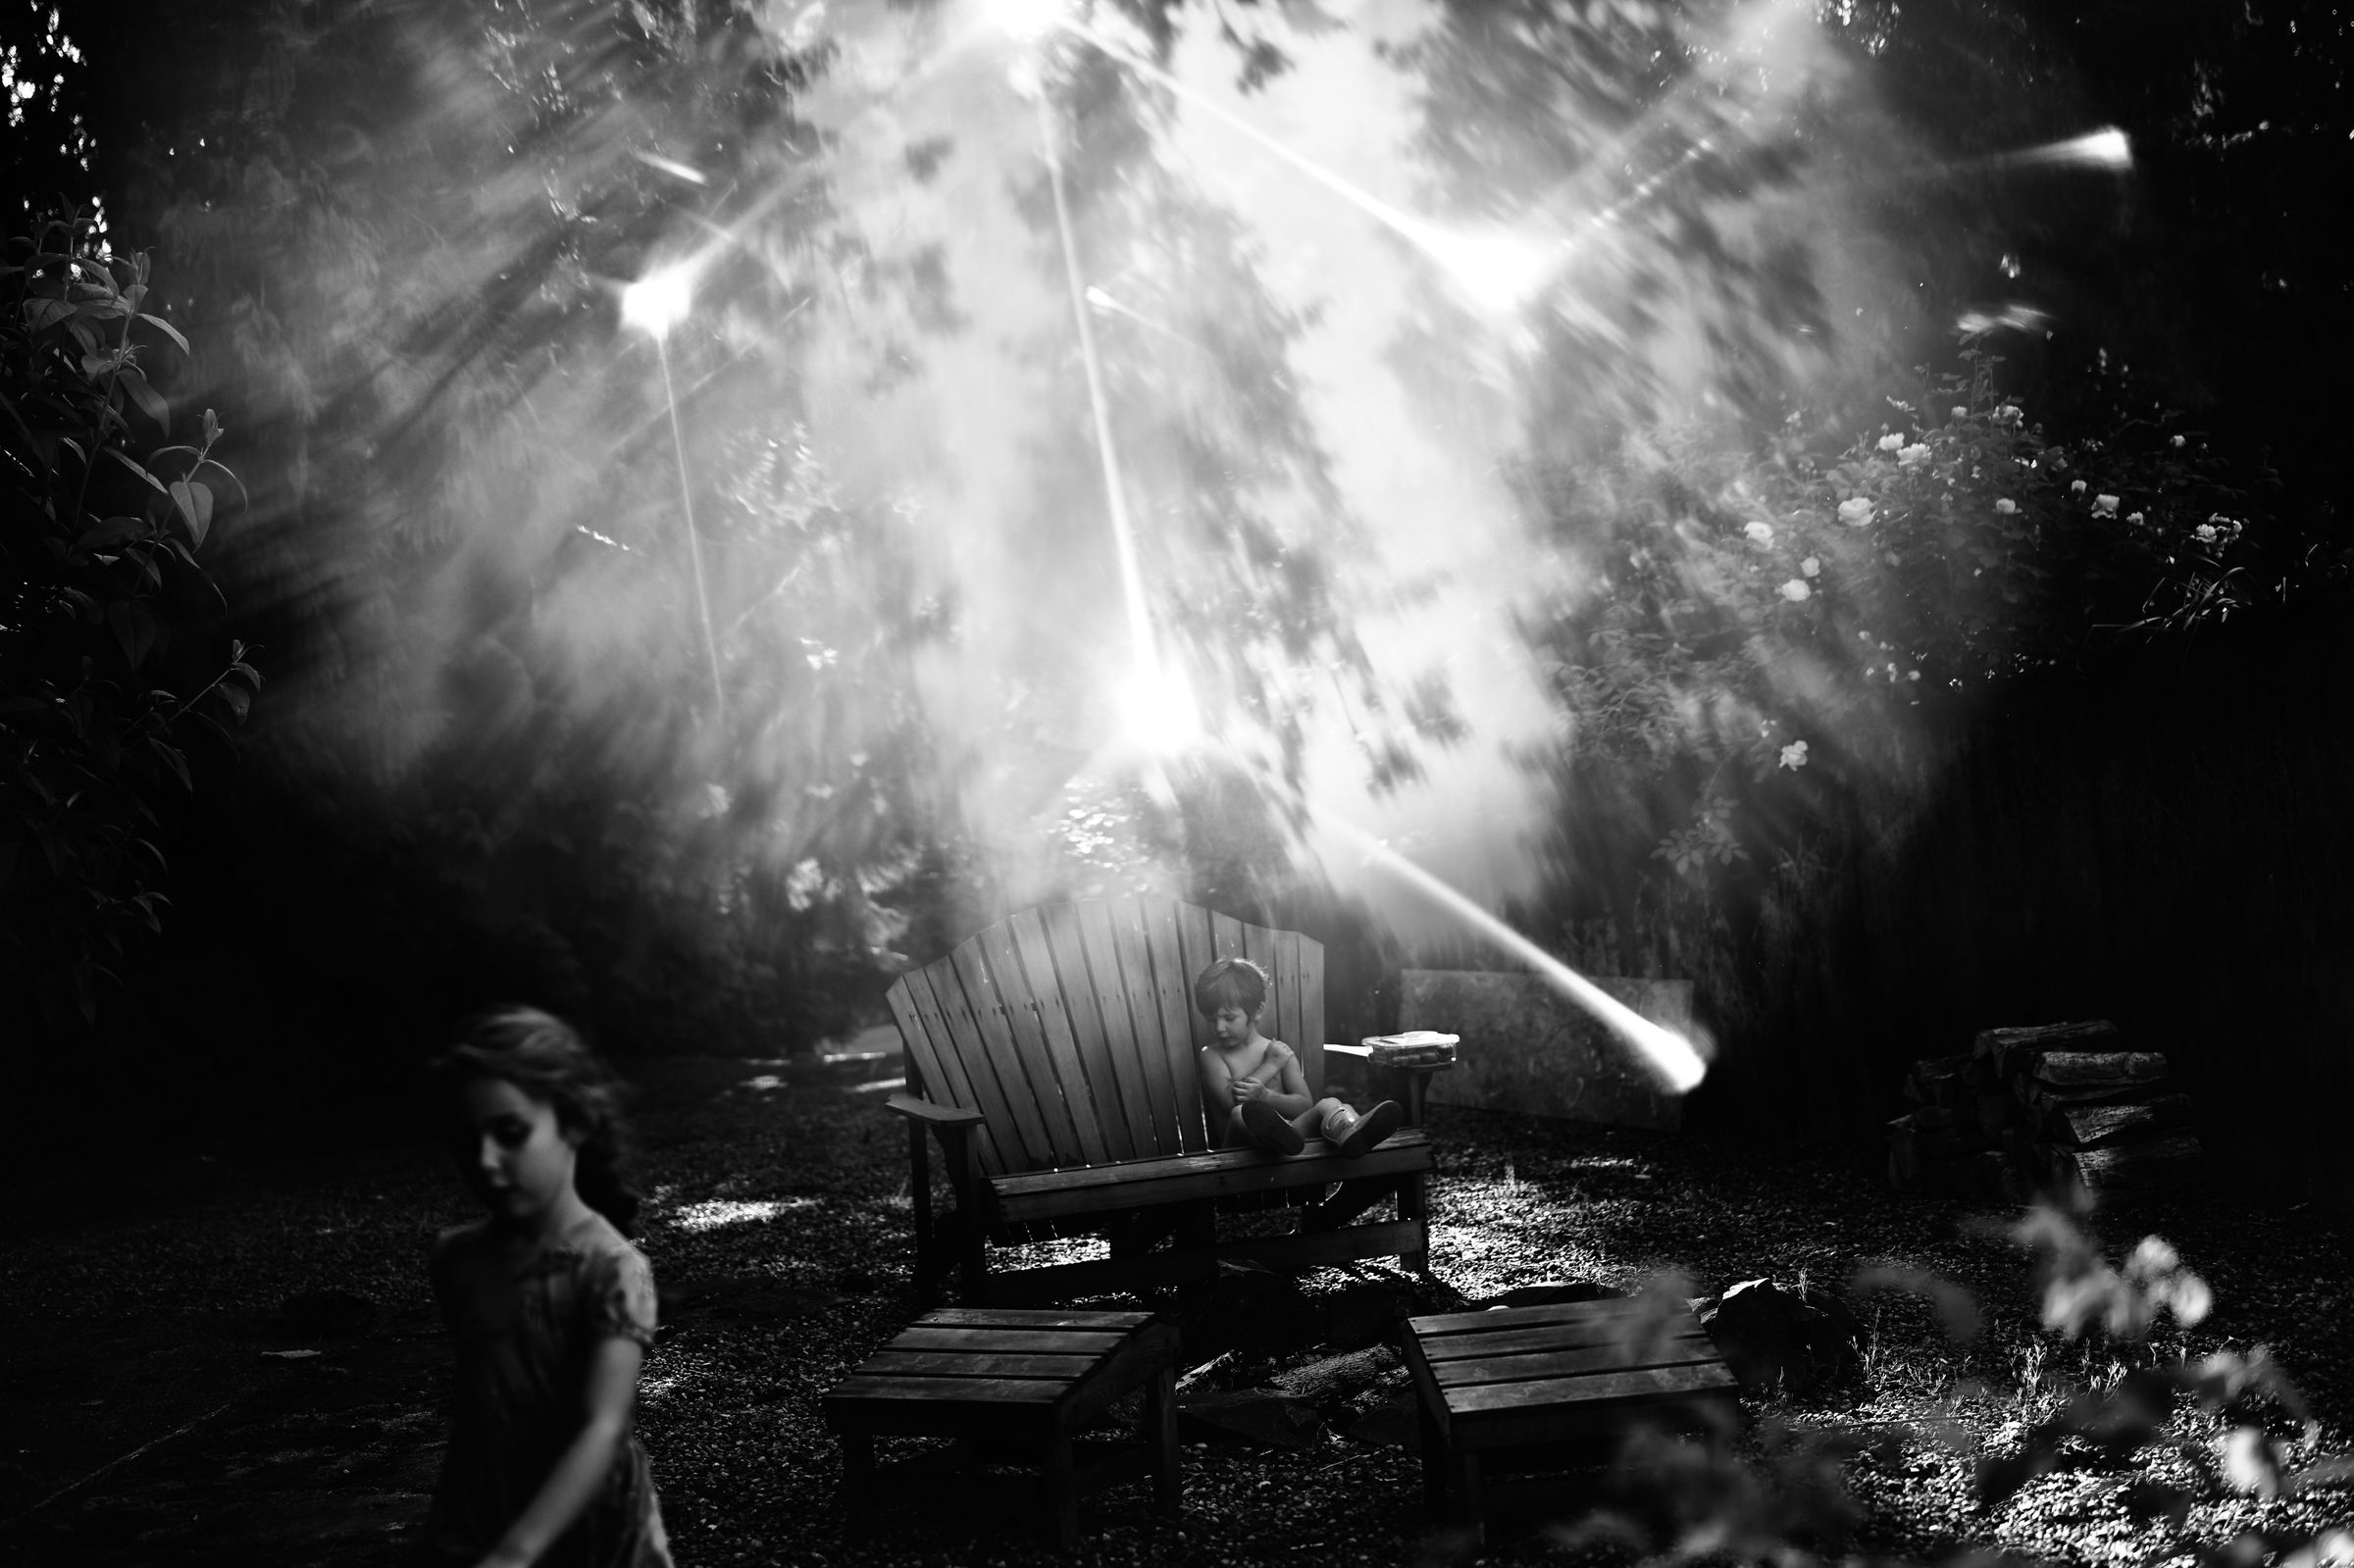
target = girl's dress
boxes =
[417,1211,674,1568]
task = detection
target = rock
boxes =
[1341,1385,1421,1448]
[280,1289,378,1338]
[1269,1345,1399,1411]
[1176,1388,1324,1449]
[1477,1280,1623,1310]
[1696,1278,1865,1395]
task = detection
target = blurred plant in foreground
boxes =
[2,211,258,1029]
[1514,1204,2349,1568]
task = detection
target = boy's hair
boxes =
[431,1006,642,1235]
[1192,957,1268,1021]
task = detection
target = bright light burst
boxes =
[621,264,694,339]
[1410,226,1559,313]
[1324,818,1711,1094]
[1994,126,2133,173]
[1117,660,1202,755]
[983,0,1070,44]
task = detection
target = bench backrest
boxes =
[885,896,1327,1175]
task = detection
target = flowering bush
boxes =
[1520,347,2276,905]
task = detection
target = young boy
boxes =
[1195,957,1405,1157]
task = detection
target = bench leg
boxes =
[1044,1431,1079,1551]
[1417,1400,1447,1509]
[1400,1171,1431,1275]
[1144,1363,1180,1516]
[1454,1447,1486,1545]
[839,1429,877,1510]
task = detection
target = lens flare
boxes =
[984,0,1069,44]
[1990,126,2133,173]
[621,265,694,340]
[1410,226,1558,313]
[1118,661,1202,754]
[1322,817,1711,1094]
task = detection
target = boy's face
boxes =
[1211,1002,1255,1048]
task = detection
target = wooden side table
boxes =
[823,1306,1182,1550]
[1402,1295,1738,1543]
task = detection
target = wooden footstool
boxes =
[823,1306,1182,1550]
[1402,1296,1738,1542]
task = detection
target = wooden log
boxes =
[2022,1050,2169,1089]
[1973,1020,2120,1078]
[2045,1132,2204,1195]
[1903,1053,1978,1108]
[2047,1094,2192,1149]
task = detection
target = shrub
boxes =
[1,211,259,1028]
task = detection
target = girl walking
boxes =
[416,1008,674,1568]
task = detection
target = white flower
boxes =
[1898,442,1931,468]
[2093,493,2121,517]
[2171,433,2186,448]
[1744,520,1775,546]
[1951,406,1969,420]
[1994,404,2022,424]
[2071,479,2088,494]
[1800,555,1820,578]
[1779,740,1809,771]
[1876,433,1905,452]
[1838,497,1875,528]
[2127,511,2145,525]
[1908,670,1921,682]
[2193,523,2219,542]
[1778,579,1812,602]
[1994,498,2018,515]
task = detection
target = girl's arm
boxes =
[476,1336,643,1568]
[1250,1042,1314,1119]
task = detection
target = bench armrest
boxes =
[886,1093,988,1129]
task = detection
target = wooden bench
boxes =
[885,896,1450,1302]
[1402,1296,1739,1542]
[824,1306,1182,1551]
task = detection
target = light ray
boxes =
[1321,816,1711,1094]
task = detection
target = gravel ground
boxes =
[1,1056,2346,1567]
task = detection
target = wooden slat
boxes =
[1041,903,1146,1160]
[1160,898,1216,1149]
[864,1350,1100,1380]
[884,1327,1129,1355]
[1410,1297,1659,1337]
[885,978,934,1099]
[951,935,1070,1170]
[827,1374,1067,1405]
[979,916,1099,1166]
[990,1133,1434,1224]
[1000,909,1109,1165]
[1210,910,1247,966]
[1268,928,1307,1097]
[1419,1319,1705,1362]
[1072,900,1164,1157]
[1218,1218,1425,1272]
[900,963,1009,1173]
[1295,932,1326,1100]
[911,1307,1153,1331]
[1442,1361,1741,1420]
[1429,1336,1719,1388]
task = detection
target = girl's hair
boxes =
[433,1006,642,1235]
[1192,957,1268,1021]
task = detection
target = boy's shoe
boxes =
[1240,1098,1305,1156]
[1331,1099,1405,1158]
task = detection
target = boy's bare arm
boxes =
[1244,1042,1313,1118]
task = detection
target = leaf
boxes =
[118,367,170,433]
[149,736,192,790]
[169,481,211,545]
[137,313,190,356]
[23,296,73,330]
[101,446,172,497]
[215,683,252,722]
[108,600,160,671]
[78,515,147,553]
